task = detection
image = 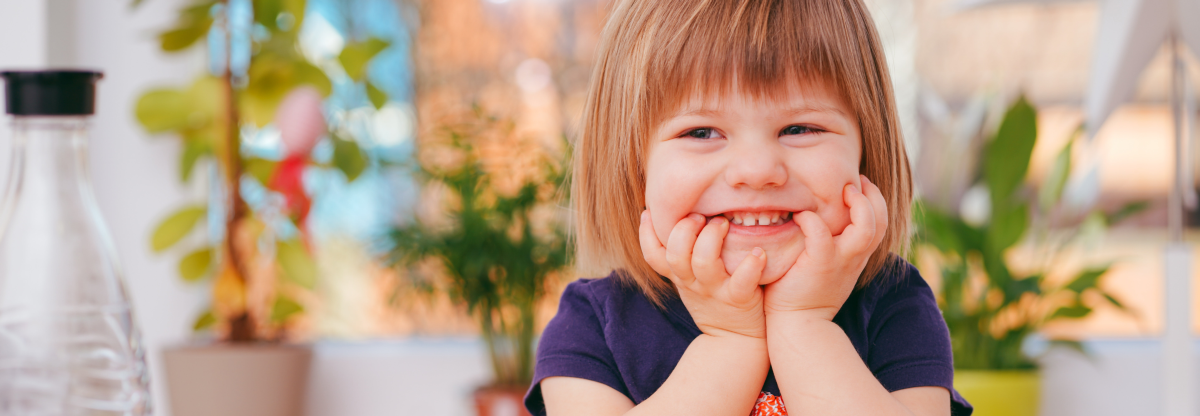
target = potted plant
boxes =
[912,96,1144,416]
[387,109,570,416]
[132,1,392,415]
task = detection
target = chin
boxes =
[720,239,804,285]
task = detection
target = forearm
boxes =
[627,333,769,416]
[766,312,913,416]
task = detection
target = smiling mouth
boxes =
[717,211,794,226]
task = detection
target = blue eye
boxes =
[781,125,818,136]
[683,128,721,140]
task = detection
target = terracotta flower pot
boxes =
[954,369,1040,416]
[164,343,313,416]
[474,385,532,416]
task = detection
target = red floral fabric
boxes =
[749,392,788,416]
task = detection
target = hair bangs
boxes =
[642,0,853,130]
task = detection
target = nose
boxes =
[724,139,787,190]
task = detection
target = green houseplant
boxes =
[135,0,390,341]
[132,1,394,415]
[913,96,1142,415]
[387,109,570,415]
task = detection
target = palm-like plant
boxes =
[388,110,570,387]
[913,96,1143,369]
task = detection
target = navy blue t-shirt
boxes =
[524,260,973,415]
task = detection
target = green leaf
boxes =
[1099,291,1132,314]
[244,157,279,184]
[338,38,391,81]
[135,89,191,133]
[1106,200,1150,225]
[986,203,1028,252]
[158,2,216,52]
[333,138,368,181]
[241,56,296,127]
[1065,266,1110,293]
[270,296,305,323]
[1049,339,1089,356]
[180,138,210,182]
[1038,138,1072,212]
[151,205,207,252]
[1003,275,1041,305]
[160,23,211,52]
[253,0,286,29]
[366,82,388,109]
[985,95,1038,205]
[192,310,217,331]
[294,61,332,97]
[914,202,966,254]
[1078,211,1107,243]
[1049,304,1092,320]
[276,239,317,289]
[178,247,213,282]
[256,0,306,31]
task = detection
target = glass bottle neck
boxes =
[0,116,96,230]
[10,115,91,169]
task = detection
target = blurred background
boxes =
[0,0,1196,415]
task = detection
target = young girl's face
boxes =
[645,81,862,285]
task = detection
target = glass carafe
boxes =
[0,71,150,415]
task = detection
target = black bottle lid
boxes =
[1,70,103,116]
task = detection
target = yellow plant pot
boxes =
[954,370,1040,416]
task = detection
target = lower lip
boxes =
[727,217,798,236]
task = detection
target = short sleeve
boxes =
[524,279,630,416]
[867,265,973,416]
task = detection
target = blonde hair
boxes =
[572,0,912,306]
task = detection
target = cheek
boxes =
[800,144,860,235]
[822,201,854,236]
[644,153,709,244]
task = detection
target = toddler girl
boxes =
[525,1,972,415]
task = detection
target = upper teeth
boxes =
[722,211,792,226]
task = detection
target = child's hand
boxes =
[763,175,888,321]
[640,210,768,339]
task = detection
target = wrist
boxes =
[764,312,844,350]
[696,332,769,357]
[764,305,839,322]
[700,326,768,342]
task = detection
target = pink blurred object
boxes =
[275,86,326,157]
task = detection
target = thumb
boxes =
[728,247,766,304]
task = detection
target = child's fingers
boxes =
[860,175,889,251]
[836,183,876,254]
[795,211,833,260]
[728,247,766,304]
[638,210,674,279]
[692,216,731,284]
[664,213,705,284]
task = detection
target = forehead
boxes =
[664,78,854,121]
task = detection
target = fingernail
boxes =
[641,210,648,222]
[752,247,764,258]
[689,213,704,223]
